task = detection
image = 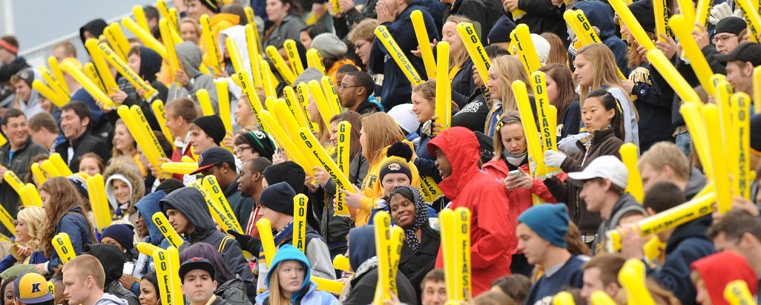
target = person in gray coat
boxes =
[167,42,218,114]
[263,0,305,48]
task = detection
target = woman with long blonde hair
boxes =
[484,55,531,137]
[339,112,420,226]
[573,43,639,147]
[0,207,48,273]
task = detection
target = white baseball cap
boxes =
[567,155,628,189]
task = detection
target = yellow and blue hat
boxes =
[14,272,54,304]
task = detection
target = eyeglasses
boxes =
[712,34,737,45]
[340,84,361,90]
[236,146,252,154]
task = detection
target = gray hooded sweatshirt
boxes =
[93,293,129,305]
[168,41,219,114]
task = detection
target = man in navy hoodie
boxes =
[368,0,438,110]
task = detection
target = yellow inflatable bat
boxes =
[456,23,491,85]
[298,127,357,197]
[136,242,160,256]
[439,209,456,300]
[190,181,238,234]
[411,10,436,78]
[653,0,669,41]
[204,176,243,233]
[86,174,111,232]
[32,80,67,108]
[47,56,69,96]
[104,23,131,61]
[373,211,399,303]
[453,207,472,300]
[156,0,177,30]
[531,72,558,153]
[39,66,69,101]
[321,76,342,117]
[98,43,158,100]
[724,280,757,305]
[151,100,176,149]
[732,93,751,198]
[755,67,761,115]
[40,160,61,178]
[0,204,13,236]
[132,5,150,32]
[511,24,541,75]
[306,49,327,75]
[226,37,245,75]
[160,162,198,175]
[31,163,47,185]
[643,236,665,263]
[245,24,263,87]
[84,62,106,93]
[3,171,24,193]
[160,19,182,87]
[293,194,308,252]
[62,61,117,108]
[85,39,118,95]
[308,80,335,130]
[23,184,42,207]
[215,80,233,152]
[284,40,305,75]
[609,0,657,51]
[259,110,313,170]
[152,247,183,305]
[260,60,277,98]
[374,26,424,85]
[256,218,277,268]
[52,233,76,263]
[200,14,223,73]
[335,121,352,217]
[50,153,74,177]
[196,89,215,116]
[435,42,451,130]
[283,86,309,129]
[618,259,656,305]
[589,291,616,305]
[704,104,732,214]
[619,143,644,202]
[669,15,715,95]
[236,71,265,129]
[333,254,351,272]
[266,46,296,86]
[513,80,547,191]
[694,0,714,30]
[295,83,318,133]
[646,49,701,103]
[122,17,167,59]
[152,212,184,248]
[312,278,345,295]
[679,103,712,178]
[554,292,577,305]
[735,0,761,42]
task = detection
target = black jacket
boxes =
[450,58,477,109]
[452,86,490,133]
[628,63,674,152]
[55,130,111,173]
[0,138,48,221]
[355,99,382,114]
[216,276,252,305]
[444,0,490,42]
[514,0,567,47]
[398,225,440,298]
[85,244,140,305]
[342,264,418,305]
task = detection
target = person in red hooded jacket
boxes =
[482,112,557,277]
[691,250,758,305]
[427,126,513,296]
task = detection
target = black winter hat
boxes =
[262,161,305,194]
[628,0,656,33]
[488,16,516,44]
[243,130,277,161]
[259,182,296,215]
[715,17,747,36]
[192,115,226,144]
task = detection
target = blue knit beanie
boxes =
[518,204,569,247]
[100,224,135,253]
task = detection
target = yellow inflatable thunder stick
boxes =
[589,291,617,305]
[16,185,33,208]
[438,209,457,300]
[283,86,309,129]
[605,191,716,252]
[39,67,70,102]
[531,71,558,154]
[453,207,472,300]
[122,17,167,59]
[514,80,547,190]
[554,292,577,305]
[243,6,255,27]
[306,49,327,76]
[200,14,223,74]
[456,23,491,85]
[265,96,276,115]
[159,19,182,87]
[334,121,352,217]
[32,80,67,108]
[236,71,266,129]
[152,247,183,305]
[736,0,761,42]
[653,0,669,42]
[215,80,234,153]
[104,23,131,61]
[244,8,263,49]
[703,104,732,214]
[52,233,76,263]
[85,39,118,96]
[62,61,118,109]
[511,25,542,75]
[298,127,359,197]
[204,175,244,233]
[86,174,112,232]
[132,5,150,32]
[619,143,644,202]
[132,105,169,165]
[226,37,246,77]
[260,60,277,99]
[375,26,424,85]
[694,0,714,31]
[293,194,308,252]
[373,211,403,303]
[152,212,184,248]
[329,0,341,13]
[136,242,160,257]
[3,171,25,194]
[609,0,657,51]
[20,184,43,208]
[679,103,712,178]
[754,67,761,115]
[151,100,176,149]
[646,50,701,102]
[435,42,451,130]
[715,81,737,189]
[731,93,752,199]
[321,76,343,117]
[284,40,305,75]
[643,236,665,263]
[256,218,277,267]
[117,106,159,173]
[333,254,351,272]
[40,160,61,178]
[99,43,158,100]
[411,10,437,78]
[308,80,335,130]
[295,83,318,133]
[724,280,758,305]
[0,204,13,236]
[196,89,215,116]
[49,153,74,177]
[619,259,656,305]
[259,111,313,170]
[47,56,69,96]
[669,15,716,95]
[83,62,106,93]
[266,46,296,86]
[31,163,47,185]
[156,0,178,30]
[245,24,263,87]
[565,10,602,46]
[160,162,198,175]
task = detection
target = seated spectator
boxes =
[691,251,758,305]
[254,245,338,305]
[61,255,129,305]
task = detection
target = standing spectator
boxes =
[537,64,581,140]
[346,19,379,69]
[574,1,629,73]
[0,36,26,67]
[191,147,251,229]
[9,69,43,118]
[236,157,272,238]
[502,0,567,47]
[167,42,219,114]
[164,97,200,181]
[264,0,306,48]
[188,116,226,155]
[83,244,140,305]
[55,101,111,172]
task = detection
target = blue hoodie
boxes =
[134,191,175,249]
[255,245,338,305]
[574,1,630,74]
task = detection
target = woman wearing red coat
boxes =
[482,112,559,276]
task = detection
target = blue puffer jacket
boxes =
[47,206,94,273]
[255,245,338,305]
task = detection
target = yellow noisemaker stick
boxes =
[736,0,761,42]
[136,242,160,257]
[731,93,751,198]
[63,61,118,109]
[589,291,617,305]
[296,83,318,133]
[0,204,13,236]
[284,39,305,75]
[669,15,715,95]
[52,233,76,263]
[17,185,34,208]
[98,43,158,100]
[694,0,714,31]
[618,260,656,305]
[704,104,732,214]
[31,163,47,185]
[256,218,277,268]
[606,191,715,252]
[87,174,112,232]
[204,176,243,233]
[32,80,67,108]
[754,67,761,115]
[130,106,169,173]
[152,247,183,305]
[160,18,182,87]
[156,0,178,30]
[152,212,185,248]
[456,23,491,86]
[374,26,424,85]
[619,143,644,202]
[215,80,233,153]
[724,280,757,305]
[39,67,69,101]
[200,14,223,74]
[244,8,262,49]
[293,194,308,252]
[321,76,342,117]
[453,207,472,300]
[266,46,296,85]
[160,162,198,175]
[298,127,358,197]
[122,17,167,59]
[511,25,541,75]
[151,100,176,149]
[259,109,314,169]
[244,6,256,26]
[49,153,74,177]
[439,209,456,300]
[283,86,309,129]
[373,211,396,303]
[566,10,603,46]
[554,292,577,305]
[306,49,327,75]
[40,160,61,178]
[84,39,118,96]
[23,184,43,207]
[411,10,436,78]
[610,0,657,51]
[435,42,451,130]
[133,5,150,32]
[237,70,266,129]
[104,23,131,62]
[308,80,335,130]
[260,60,277,98]
[47,56,69,96]
[197,89,215,116]
[84,63,106,93]
[245,24,263,87]
[226,37,245,74]
[653,0,669,42]
[513,80,547,189]
[646,49,701,103]
[333,255,351,272]
[680,103,712,178]
[190,181,237,234]
[3,171,24,194]
[335,121,352,217]
[531,71,558,154]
